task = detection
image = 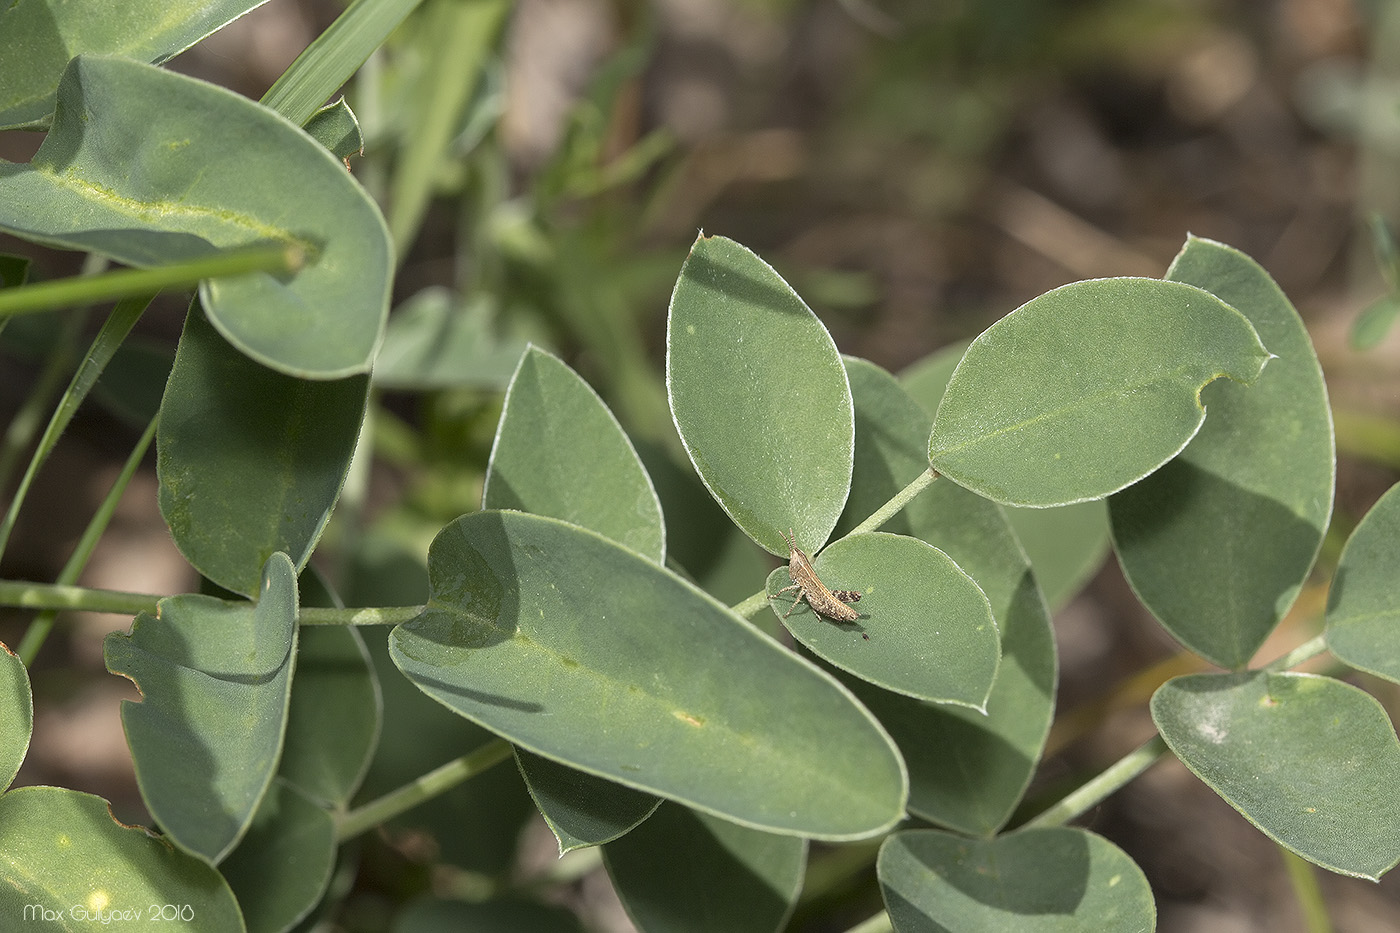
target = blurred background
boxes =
[3,0,1400,929]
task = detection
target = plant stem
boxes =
[843,912,893,933]
[16,413,158,665]
[334,738,513,842]
[298,605,424,626]
[1023,735,1170,829]
[0,580,161,618]
[0,246,304,318]
[1262,633,1330,673]
[1280,846,1333,933]
[730,590,771,620]
[846,467,939,538]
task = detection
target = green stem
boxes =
[298,605,424,626]
[335,738,513,842]
[1262,633,1329,673]
[1023,735,1169,829]
[730,590,770,620]
[16,414,158,665]
[1280,846,1333,933]
[0,246,304,318]
[843,912,893,933]
[0,580,161,618]
[847,467,939,537]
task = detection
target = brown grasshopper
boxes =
[775,529,861,622]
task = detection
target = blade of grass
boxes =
[261,0,428,127]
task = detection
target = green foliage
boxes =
[2,4,1399,931]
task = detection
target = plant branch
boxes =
[298,605,424,626]
[1262,633,1330,673]
[0,246,304,319]
[0,580,161,618]
[334,738,514,842]
[1023,735,1170,829]
[846,467,939,538]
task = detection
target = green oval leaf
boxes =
[1152,671,1400,880]
[901,345,1109,610]
[0,55,391,378]
[842,357,1056,833]
[767,532,998,708]
[104,553,299,863]
[1111,237,1334,668]
[0,786,244,930]
[484,345,664,562]
[666,234,854,554]
[0,1,270,129]
[390,511,907,840]
[515,750,660,854]
[158,302,367,597]
[219,779,335,933]
[928,277,1271,507]
[304,98,364,162]
[1,642,33,792]
[604,802,807,933]
[280,626,381,808]
[878,827,1155,933]
[373,289,531,391]
[1327,482,1400,683]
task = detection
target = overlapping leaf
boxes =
[928,277,1270,507]
[104,553,299,864]
[390,511,907,840]
[0,55,391,378]
[1,643,32,791]
[219,779,336,933]
[1327,482,1400,683]
[838,358,1055,833]
[158,303,367,597]
[667,234,853,554]
[878,828,1155,932]
[0,786,243,930]
[515,750,660,853]
[605,803,807,933]
[766,532,998,708]
[1111,237,1334,668]
[0,0,271,128]
[1153,671,1400,880]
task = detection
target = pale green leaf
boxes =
[1327,482,1400,683]
[158,303,367,598]
[767,532,998,709]
[0,786,243,930]
[390,511,907,841]
[373,289,530,391]
[1153,671,1400,880]
[484,345,664,562]
[515,751,660,854]
[878,827,1155,932]
[0,55,391,378]
[104,553,299,863]
[1112,236,1334,668]
[667,234,853,554]
[0,642,32,791]
[928,277,1271,507]
[303,98,363,161]
[219,779,335,933]
[841,357,1056,833]
[604,803,806,933]
[0,0,271,129]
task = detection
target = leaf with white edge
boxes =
[104,553,299,864]
[484,345,664,563]
[667,234,853,555]
[390,511,907,841]
[767,532,998,709]
[158,303,368,597]
[0,55,391,378]
[605,802,807,933]
[1153,671,1400,880]
[0,786,243,930]
[842,357,1056,834]
[1111,236,1334,669]
[929,277,1271,507]
[0,0,272,129]
[1,642,32,791]
[219,779,336,933]
[373,289,530,391]
[878,827,1155,933]
[304,98,364,162]
[1328,482,1400,684]
[516,750,660,854]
